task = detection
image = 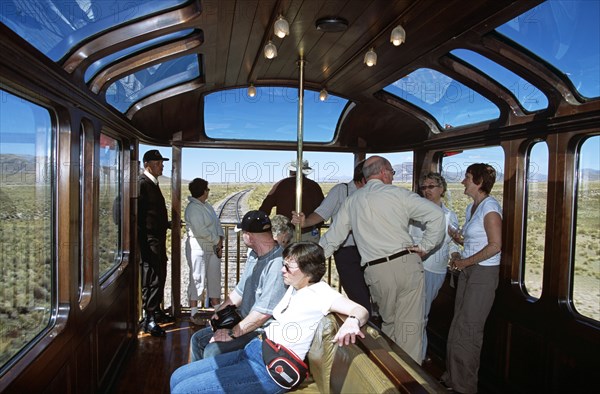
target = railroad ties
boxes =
[216,190,251,301]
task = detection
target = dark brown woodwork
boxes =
[1,1,598,393]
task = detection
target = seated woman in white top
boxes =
[170,242,369,394]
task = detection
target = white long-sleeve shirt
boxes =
[320,179,445,264]
[314,181,358,247]
[410,203,459,274]
[184,196,224,251]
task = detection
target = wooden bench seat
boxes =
[295,314,445,393]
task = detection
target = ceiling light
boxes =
[319,89,328,101]
[390,25,406,46]
[315,17,348,32]
[264,40,277,59]
[364,47,377,67]
[274,15,289,38]
[247,84,256,97]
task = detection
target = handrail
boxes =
[181,224,338,313]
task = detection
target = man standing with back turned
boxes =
[138,149,173,337]
[292,160,371,315]
[319,155,445,363]
[259,160,324,242]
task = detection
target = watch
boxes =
[228,328,236,338]
[347,315,360,324]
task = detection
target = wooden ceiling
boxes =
[107,0,545,151]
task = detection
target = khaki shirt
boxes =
[320,179,445,265]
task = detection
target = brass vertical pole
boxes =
[170,137,182,317]
[295,57,305,242]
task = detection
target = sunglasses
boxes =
[284,262,300,273]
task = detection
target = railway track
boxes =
[215,189,251,297]
[217,189,250,224]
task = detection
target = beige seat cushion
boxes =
[306,314,339,393]
[306,314,400,393]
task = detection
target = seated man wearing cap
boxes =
[189,210,287,361]
[259,160,324,242]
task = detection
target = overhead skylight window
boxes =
[84,29,195,83]
[451,49,548,112]
[496,0,599,99]
[105,54,199,113]
[0,0,188,62]
[204,87,349,142]
[384,68,500,129]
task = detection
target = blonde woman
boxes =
[409,172,459,362]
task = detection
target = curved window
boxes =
[496,0,600,99]
[523,142,549,299]
[450,49,548,112]
[440,147,504,227]
[572,136,599,321]
[99,134,122,278]
[106,54,200,113]
[0,90,53,368]
[0,0,188,62]
[384,68,500,129]
[85,29,195,83]
[204,87,349,142]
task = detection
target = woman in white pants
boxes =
[185,178,224,321]
[409,172,459,362]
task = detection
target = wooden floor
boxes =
[109,317,446,394]
[110,317,202,394]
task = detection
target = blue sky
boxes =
[2,0,599,184]
[141,138,600,184]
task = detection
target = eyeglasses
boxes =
[386,168,396,176]
[284,262,300,273]
[419,185,440,191]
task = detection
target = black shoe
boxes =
[439,379,454,392]
[154,309,175,323]
[144,318,166,337]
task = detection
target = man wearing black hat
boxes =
[139,149,173,337]
[188,210,287,361]
[259,160,324,242]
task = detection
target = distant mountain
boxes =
[0,154,40,184]
[392,162,414,182]
[0,153,36,171]
[581,168,600,181]
[441,167,505,183]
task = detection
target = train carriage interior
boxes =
[0,0,598,393]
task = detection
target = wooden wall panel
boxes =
[96,286,131,390]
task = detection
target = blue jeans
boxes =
[190,326,259,361]
[171,338,285,394]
